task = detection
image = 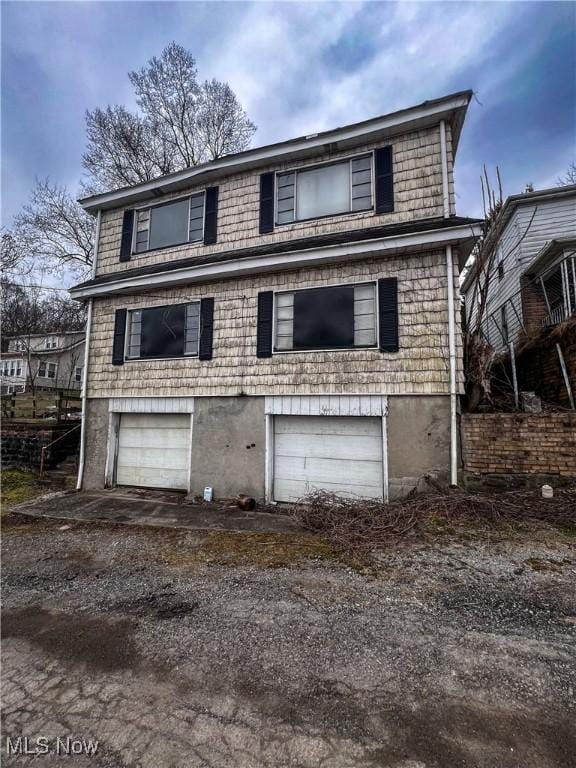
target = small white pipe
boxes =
[76,298,93,490]
[446,244,458,486]
[439,120,451,219]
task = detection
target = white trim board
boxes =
[265,395,388,418]
[70,223,482,300]
[109,397,195,414]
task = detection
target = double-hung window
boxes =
[126,302,201,360]
[134,193,205,253]
[75,366,83,383]
[45,336,58,349]
[274,282,377,351]
[276,155,373,225]
[38,361,57,379]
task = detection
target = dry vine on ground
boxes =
[289,486,576,553]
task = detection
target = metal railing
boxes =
[39,423,81,478]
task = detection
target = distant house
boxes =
[462,184,576,353]
[1,331,86,394]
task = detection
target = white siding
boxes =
[464,193,576,352]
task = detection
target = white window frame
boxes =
[38,361,57,379]
[45,336,58,349]
[272,279,380,354]
[132,191,206,255]
[74,366,83,383]
[125,301,202,361]
[274,151,375,227]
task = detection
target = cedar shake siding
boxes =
[86,249,463,399]
[94,125,456,278]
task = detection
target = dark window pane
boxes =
[293,286,354,349]
[149,199,189,250]
[140,305,185,358]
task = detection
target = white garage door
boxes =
[273,416,383,502]
[116,413,191,490]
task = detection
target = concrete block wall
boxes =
[461,413,576,477]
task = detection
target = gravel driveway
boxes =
[2,513,575,767]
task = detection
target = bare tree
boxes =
[83,43,256,191]
[1,229,33,276]
[10,179,94,277]
[557,161,576,186]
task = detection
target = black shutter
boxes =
[203,187,219,245]
[259,173,275,234]
[375,146,394,214]
[119,210,134,262]
[112,309,127,365]
[378,278,399,353]
[256,291,274,357]
[198,298,214,360]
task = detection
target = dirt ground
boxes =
[1,511,575,767]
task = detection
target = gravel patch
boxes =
[2,516,575,767]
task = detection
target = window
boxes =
[75,366,83,383]
[274,282,377,351]
[134,193,205,253]
[500,306,509,343]
[276,155,373,225]
[497,246,505,281]
[126,302,201,360]
[38,361,57,379]
[45,336,58,349]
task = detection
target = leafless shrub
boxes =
[289,488,576,555]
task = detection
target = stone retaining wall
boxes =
[1,422,80,469]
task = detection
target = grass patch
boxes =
[161,530,344,570]
[1,469,44,513]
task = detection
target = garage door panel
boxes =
[116,446,188,469]
[117,413,190,490]
[118,428,190,450]
[121,414,191,430]
[275,456,382,486]
[116,466,188,489]
[274,433,381,461]
[275,416,380,437]
[274,477,383,502]
[273,416,384,502]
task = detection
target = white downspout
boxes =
[76,210,101,490]
[446,244,458,486]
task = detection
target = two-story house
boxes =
[463,184,576,354]
[70,90,481,501]
[1,331,86,394]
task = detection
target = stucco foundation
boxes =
[82,397,111,490]
[387,395,451,499]
[190,397,266,500]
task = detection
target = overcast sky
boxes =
[2,1,575,231]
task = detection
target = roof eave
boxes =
[79,90,473,214]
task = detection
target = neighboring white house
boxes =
[462,184,576,353]
[1,331,86,393]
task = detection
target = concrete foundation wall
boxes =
[83,398,110,490]
[190,397,266,500]
[387,395,450,499]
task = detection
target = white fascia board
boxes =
[80,94,471,214]
[69,223,482,300]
